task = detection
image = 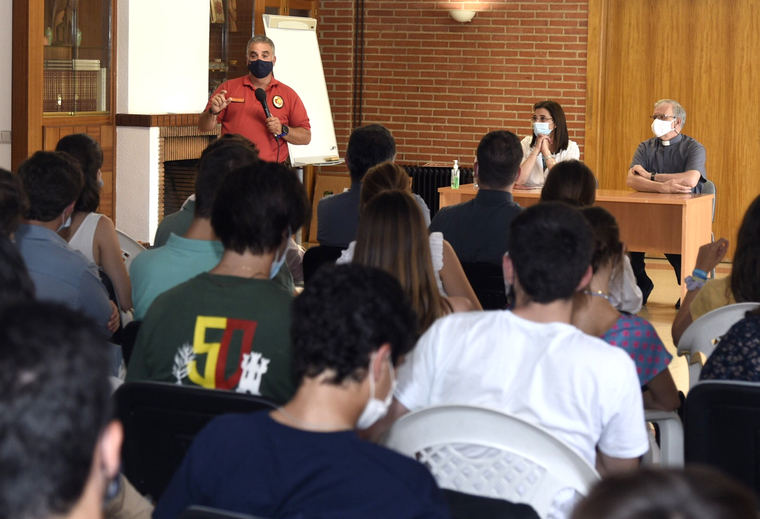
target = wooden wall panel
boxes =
[586,0,760,258]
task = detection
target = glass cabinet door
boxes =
[44,0,112,115]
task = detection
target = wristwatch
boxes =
[650,172,656,181]
[277,124,290,139]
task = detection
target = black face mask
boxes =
[248,59,274,78]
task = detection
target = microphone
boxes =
[254,88,272,118]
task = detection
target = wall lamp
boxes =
[449,9,476,23]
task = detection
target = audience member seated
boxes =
[540,160,643,314]
[0,169,34,305]
[153,135,305,284]
[570,466,757,519]
[672,193,760,344]
[339,164,481,312]
[153,264,451,519]
[375,202,649,475]
[516,100,580,188]
[429,130,523,265]
[56,134,133,313]
[317,124,396,248]
[539,159,597,207]
[700,307,760,382]
[130,137,261,320]
[571,207,679,412]
[0,301,125,519]
[348,190,477,333]
[126,161,308,404]
[359,161,431,225]
[15,151,118,335]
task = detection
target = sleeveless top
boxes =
[68,212,103,264]
[337,232,446,295]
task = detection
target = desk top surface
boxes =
[439,184,714,205]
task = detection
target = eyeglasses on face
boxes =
[650,114,676,121]
[531,115,553,122]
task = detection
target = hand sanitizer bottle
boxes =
[451,159,460,189]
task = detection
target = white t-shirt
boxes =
[519,136,580,187]
[395,310,649,466]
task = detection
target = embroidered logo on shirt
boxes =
[272,95,284,109]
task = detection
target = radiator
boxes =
[402,165,474,218]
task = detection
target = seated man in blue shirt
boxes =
[317,124,397,248]
[154,264,450,519]
[15,151,118,335]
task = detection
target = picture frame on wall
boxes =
[210,0,225,23]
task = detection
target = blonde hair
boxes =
[353,190,446,333]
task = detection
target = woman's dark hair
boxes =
[581,206,624,273]
[540,160,597,207]
[55,134,103,213]
[0,169,28,237]
[571,466,757,519]
[731,194,760,302]
[529,100,569,154]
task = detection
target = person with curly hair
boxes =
[154,264,450,519]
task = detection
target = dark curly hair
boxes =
[55,134,104,213]
[291,264,417,384]
[18,151,83,222]
[0,301,113,519]
[508,202,592,303]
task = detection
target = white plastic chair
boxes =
[677,302,760,388]
[115,228,146,269]
[383,405,599,518]
[644,409,684,467]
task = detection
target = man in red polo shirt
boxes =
[199,35,311,163]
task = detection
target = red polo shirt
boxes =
[206,75,310,163]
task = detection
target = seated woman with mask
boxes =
[517,100,580,188]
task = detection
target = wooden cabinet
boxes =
[12,0,117,220]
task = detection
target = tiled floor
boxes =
[636,256,731,394]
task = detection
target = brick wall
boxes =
[318,0,588,166]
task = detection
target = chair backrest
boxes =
[461,262,508,310]
[676,302,760,388]
[700,179,716,221]
[685,380,760,497]
[383,405,599,517]
[302,245,342,284]
[116,228,146,269]
[181,506,270,519]
[114,381,276,501]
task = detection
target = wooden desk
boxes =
[439,185,714,298]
